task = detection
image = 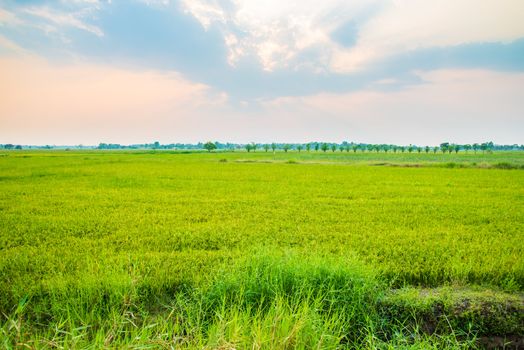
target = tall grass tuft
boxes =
[1,253,485,349]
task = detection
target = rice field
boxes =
[0,150,523,349]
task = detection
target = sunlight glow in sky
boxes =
[1,0,523,145]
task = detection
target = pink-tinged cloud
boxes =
[1,57,523,145]
[261,69,524,145]
[0,57,227,144]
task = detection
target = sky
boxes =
[0,0,523,146]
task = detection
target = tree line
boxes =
[203,141,521,153]
[2,141,523,153]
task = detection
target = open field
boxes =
[1,150,523,348]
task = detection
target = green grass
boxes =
[0,150,523,348]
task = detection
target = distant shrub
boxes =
[219,158,228,163]
[493,162,517,169]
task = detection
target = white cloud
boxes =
[182,0,226,29]
[1,2,106,44]
[0,8,24,27]
[182,0,373,70]
[138,0,171,7]
[62,0,102,6]
[23,6,104,37]
[331,0,524,72]
[181,0,524,73]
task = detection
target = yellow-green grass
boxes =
[0,150,523,348]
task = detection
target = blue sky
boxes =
[1,0,523,145]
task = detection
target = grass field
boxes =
[1,150,523,348]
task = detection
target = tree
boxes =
[454,144,460,153]
[321,143,329,152]
[297,144,303,152]
[339,144,345,152]
[408,145,414,153]
[425,146,430,153]
[306,143,311,152]
[204,141,217,152]
[400,146,406,153]
[440,143,449,154]
[472,143,479,153]
[15,145,22,150]
[331,144,337,152]
[352,144,359,153]
[245,144,252,152]
[271,143,277,152]
[314,143,320,152]
[263,144,270,152]
[283,144,290,152]
[433,146,438,154]
[481,141,494,153]
[463,144,472,153]
[417,146,422,153]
